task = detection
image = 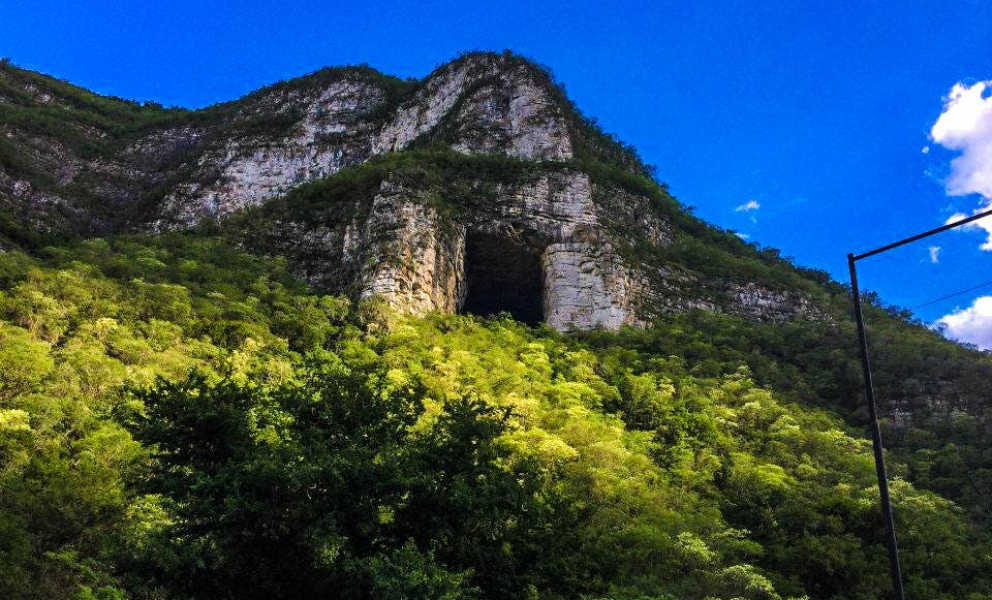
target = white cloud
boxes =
[939,296,992,349]
[929,245,941,263]
[931,81,992,198]
[735,232,750,240]
[930,80,992,249]
[735,200,760,212]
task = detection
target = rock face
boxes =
[360,182,466,316]
[246,162,823,331]
[355,172,643,331]
[155,54,577,228]
[542,242,643,330]
[0,52,824,331]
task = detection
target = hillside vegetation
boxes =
[1,233,991,600]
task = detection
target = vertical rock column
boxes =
[542,242,639,331]
[359,182,466,315]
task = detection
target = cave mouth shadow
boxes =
[460,230,545,325]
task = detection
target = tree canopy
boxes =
[1,233,991,600]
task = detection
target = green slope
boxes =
[1,233,990,600]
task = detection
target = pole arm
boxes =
[853,207,992,261]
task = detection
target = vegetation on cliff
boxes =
[234,145,838,302]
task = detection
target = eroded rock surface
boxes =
[1,52,824,330]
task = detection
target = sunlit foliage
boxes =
[1,234,990,600]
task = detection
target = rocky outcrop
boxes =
[729,282,821,322]
[542,242,644,330]
[2,53,577,232]
[358,182,466,315]
[1,52,825,331]
[156,79,388,227]
[359,171,649,331]
[154,54,576,228]
[374,58,572,161]
[244,163,819,331]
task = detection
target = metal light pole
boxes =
[848,207,992,600]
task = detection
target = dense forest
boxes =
[1,232,991,600]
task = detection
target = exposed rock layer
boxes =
[0,52,822,330]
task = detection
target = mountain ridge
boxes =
[0,51,648,233]
[1,51,831,332]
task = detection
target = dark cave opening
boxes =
[460,230,545,325]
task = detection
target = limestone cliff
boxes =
[0,52,827,330]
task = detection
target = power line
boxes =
[910,279,992,311]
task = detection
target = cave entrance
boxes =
[460,230,545,325]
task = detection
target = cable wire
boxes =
[910,279,992,311]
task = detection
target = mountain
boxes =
[1,52,991,600]
[1,52,824,330]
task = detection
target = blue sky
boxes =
[3,1,992,342]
